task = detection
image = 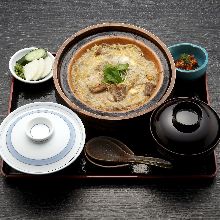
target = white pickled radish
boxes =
[23,59,39,81]
[32,58,45,80]
[41,56,53,79]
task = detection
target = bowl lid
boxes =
[0,102,85,174]
[150,98,220,155]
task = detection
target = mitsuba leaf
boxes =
[103,63,129,84]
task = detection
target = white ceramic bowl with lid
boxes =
[0,102,86,174]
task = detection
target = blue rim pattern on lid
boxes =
[6,109,76,166]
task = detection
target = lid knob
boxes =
[26,116,54,142]
[172,101,202,133]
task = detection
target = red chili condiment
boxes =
[175,53,198,70]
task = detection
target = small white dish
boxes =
[25,116,54,142]
[9,47,54,84]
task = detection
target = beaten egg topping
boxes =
[69,43,160,111]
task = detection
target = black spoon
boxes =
[85,136,172,169]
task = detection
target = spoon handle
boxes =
[125,155,172,169]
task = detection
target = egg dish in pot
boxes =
[68,36,164,112]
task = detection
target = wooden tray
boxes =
[0,73,217,180]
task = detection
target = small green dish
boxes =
[168,43,208,80]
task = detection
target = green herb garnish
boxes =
[14,63,25,79]
[180,53,190,64]
[103,63,129,84]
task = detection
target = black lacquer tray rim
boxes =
[0,73,217,180]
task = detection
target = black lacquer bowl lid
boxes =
[150,97,220,157]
